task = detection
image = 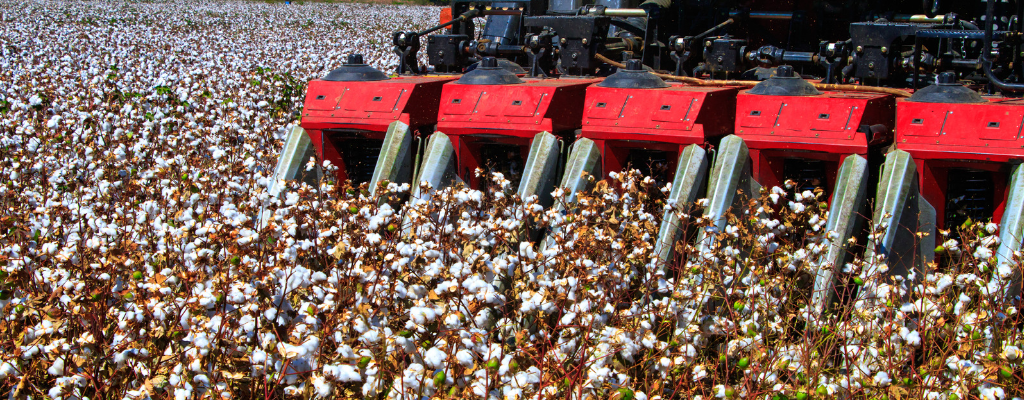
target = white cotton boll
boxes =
[424,347,447,369]
[359,330,381,345]
[873,371,891,386]
[47,356,65,376]
[443,313,462,329]
[901,329,925,347]
[1005,345,1023,361]
[285,192,300,206]
[311,374,333,397]
[986,222,999,234]
[353,318,368,333]
[49,385,63,399]
[456,349,474,368]
[251,349,267,365]
[325,364,362,382]
[979,384,1005,400]
[932,274,953,294]
[0,361,17,379]
[410,307,436,325]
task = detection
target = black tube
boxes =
[782,51,815,63]
[417,9,480,36]
[691,18,734,41]
[983,0,1024,91]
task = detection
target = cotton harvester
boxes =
[273,0,1024,306]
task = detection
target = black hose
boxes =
[983,0,1024,91]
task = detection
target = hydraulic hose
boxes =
[595,53,912,97]
[982,0,1024,91]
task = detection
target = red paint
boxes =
[735,89,895,194]
[896,97,1024,227]
[300,76,455,182]
[436,78,598,188]
[579,83,739,178]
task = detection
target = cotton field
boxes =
[2,1,1024,400]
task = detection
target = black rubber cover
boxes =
[597,59,670,89]
[323,54,390,82]
[907,72,985,103]
[496,58,527,75]
[457,57,524,85]
[748,65,821,96]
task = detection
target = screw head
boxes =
[582,38,588,45]
[560,38,567,45]
[881,46,888,54]
[856,45,864,53]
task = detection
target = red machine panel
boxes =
[580,84,739,178]
[300,76,455,183]
[735,90,896,192]
[436,78,598,188]
[896,98,1024,227]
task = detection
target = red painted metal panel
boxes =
[304,82,343,111]
[734,89,895,208]
[735,90,894,156]
[896,98,1024,163]
[585,93,629,120]
[737,102,781,129]
[898,106,946,137]
[895,97,1024,229]
[436,78,598,188]
[299,76,455,183]
[502,87,546,117]
[579,84,738,179]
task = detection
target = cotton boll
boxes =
[873,371,891,386]
[324,364,362,382]
[47,356,65,376]
[1004,346,1023,361]
[456,349,475,368]
[423,347,447,369]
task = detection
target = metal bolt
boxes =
[868,62,875,70]
[582,38,588,45]
[572,53,578,60]
[706,40,713,47]
[717,56,724,62]
[560,38,567,45]
[881,47,888,54]
[856,46,863,53]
